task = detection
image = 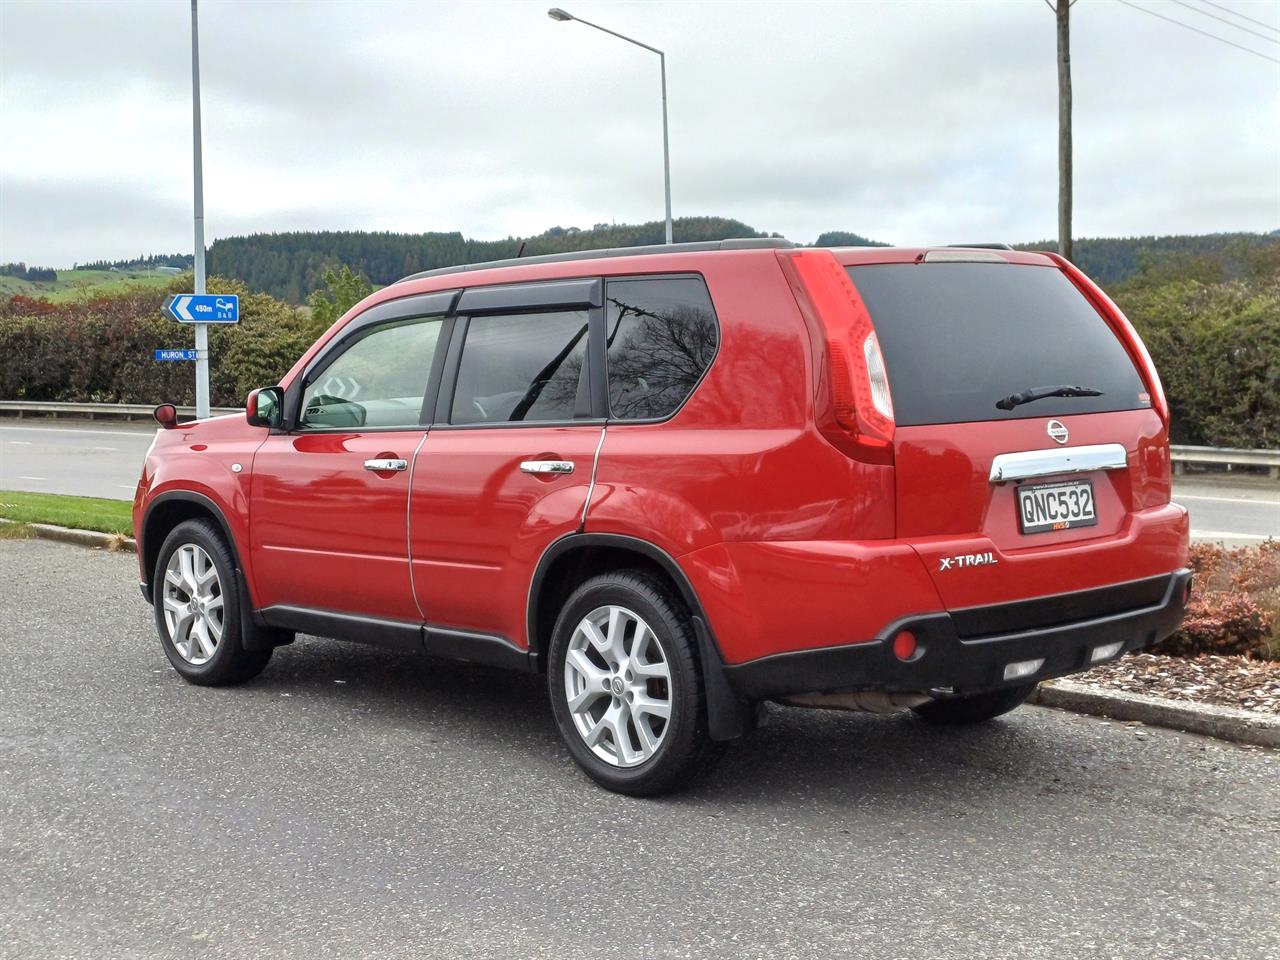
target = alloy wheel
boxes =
[161,543,225,665]
[563,604,672,767]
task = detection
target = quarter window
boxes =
[301,317,444,429]
[450,311,591,425]
[605,276,718,420]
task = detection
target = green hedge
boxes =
[1114,246,1280,448]
[0,277,322,409]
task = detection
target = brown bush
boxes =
[1153,540,1280,660]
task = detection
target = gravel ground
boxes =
[2,538,1279,960]
[1077,653,1280,715]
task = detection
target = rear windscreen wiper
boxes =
[995,384,1103,411]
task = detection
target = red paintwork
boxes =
[135,245,1188,676]
[249,430,425,621]
[409,425,602,643]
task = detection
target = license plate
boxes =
[1016,479,1097,534]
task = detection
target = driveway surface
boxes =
[1,538,1277,959]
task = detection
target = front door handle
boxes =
[364,458,408,472]
[520,460,574,475]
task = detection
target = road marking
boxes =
[0,426,153,438]
[18,475,48,481]
[91,446,119,452]
[1191,530,1270,541]
[7,440,32,445]
[1177,493,1280,506]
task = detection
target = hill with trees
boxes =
[205,219,1277,303]
[207,217,776,302]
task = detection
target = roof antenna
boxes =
[516,241,527,258]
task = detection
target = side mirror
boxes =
[153,403,179,430]
[246,386,284,429]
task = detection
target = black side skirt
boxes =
[258,605,536,673]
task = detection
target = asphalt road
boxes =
[1,538,1276,960]
[2,419,1277,544]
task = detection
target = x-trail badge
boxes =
[1047,419,1069,444]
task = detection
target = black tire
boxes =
[152,519,272,686]
[547,570,724,797]
[911,683,1038,725]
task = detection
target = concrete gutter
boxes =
[1031,679,1279,749]
[0,518,136,553]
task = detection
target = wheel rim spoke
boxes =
[564,603,672,769]
[162,542,223,666]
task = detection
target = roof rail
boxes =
[946,243,1014,251]
[395,237,794,284]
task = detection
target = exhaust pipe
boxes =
[774,691,931,714]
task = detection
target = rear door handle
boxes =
[364,458,408,472]
[520,460,574,475]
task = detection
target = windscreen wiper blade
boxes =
[995,384,1103,411]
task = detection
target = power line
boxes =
[1113,0,1280,64]
[1197,0,1280,36]
[1168,0,1280,44]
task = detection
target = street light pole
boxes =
[190,0,209,418]
[547,8,673,244]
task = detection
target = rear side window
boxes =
[450,311,590,425]
[848,263,1149,426]
[605,276,719,420]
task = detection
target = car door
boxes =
[409,278,605,648]
[249,291,453,626]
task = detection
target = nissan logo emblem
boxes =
[1047,420,1069,444]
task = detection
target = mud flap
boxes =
[693,615,757,741]
[237,567,294,651]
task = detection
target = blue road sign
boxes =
[155,349,199,361]
[165,294,239,324]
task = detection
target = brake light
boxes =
[779,250,895,462]
[1046,253,1170,427]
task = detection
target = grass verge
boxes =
[0,491,133,536]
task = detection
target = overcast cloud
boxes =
[1,0,1277,266]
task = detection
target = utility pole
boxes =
[190,0,209,418]
[1052,0,1074,263]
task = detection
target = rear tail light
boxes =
[778,249,895,463]
[864,332,893,420]
[1046,253,1170,427]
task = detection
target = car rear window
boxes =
[847,263,1149,426]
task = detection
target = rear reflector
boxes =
[892,630,918,661]
[1003,657,1045,682]
[1090,641,1124,664]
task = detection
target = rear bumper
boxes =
[723,570,1191,700]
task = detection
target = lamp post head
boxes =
[547,8,573,21]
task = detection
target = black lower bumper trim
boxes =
[724,570,1191,701]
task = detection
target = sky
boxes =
[1,0,1277,267]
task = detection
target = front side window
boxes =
[605,276,719,420]
[301,317,444,429]
[450,311,590,425]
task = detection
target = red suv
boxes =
[134,240,1190,795]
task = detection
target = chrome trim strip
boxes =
[407,432,430,621]
[581,425,607,529]
[989,443,1128,483]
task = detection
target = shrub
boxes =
[1113,245,1280,448]
[0,277,314,408]
[1152,541,1280,660]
